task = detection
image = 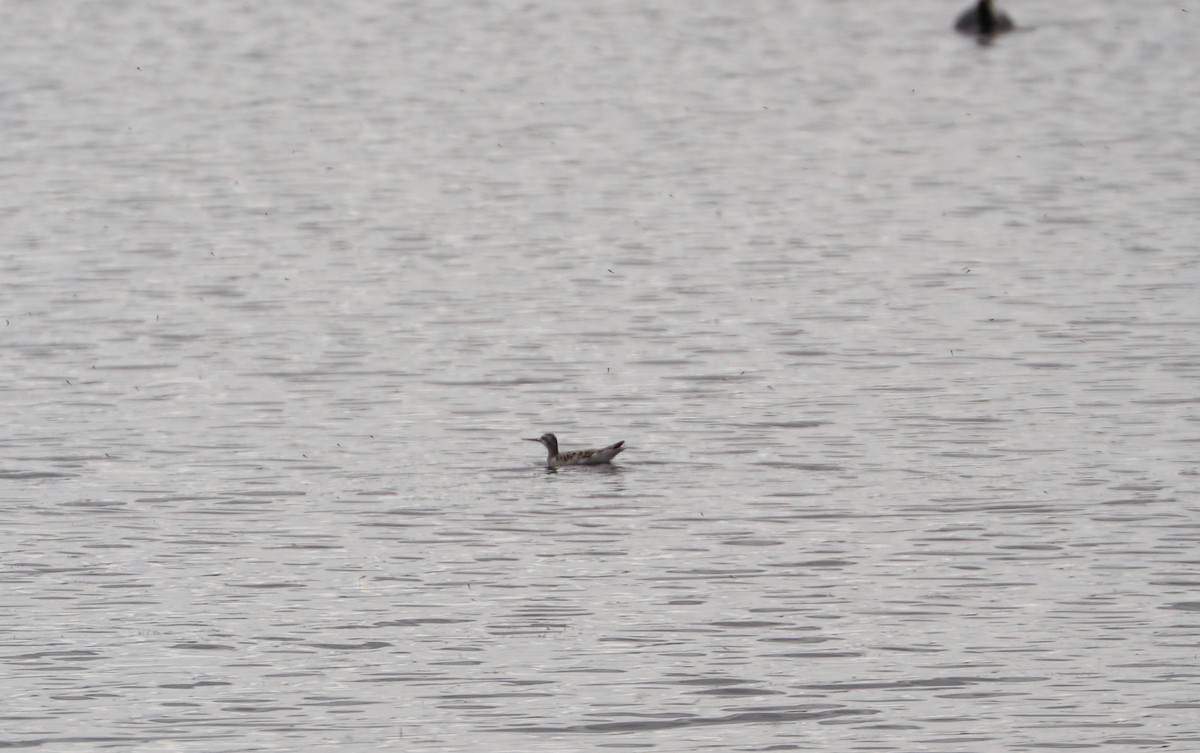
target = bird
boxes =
[955,0,1014,36]
[524,433,626,467]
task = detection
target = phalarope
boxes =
[955,0,1014,36]
[525,433,626,467]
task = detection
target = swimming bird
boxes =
[955,0,1014,36]
[524,433,626,467]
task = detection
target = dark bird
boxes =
[955,0,1014,36]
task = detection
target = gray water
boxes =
[3,1,1199,751]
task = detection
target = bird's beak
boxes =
[523,437,542,443]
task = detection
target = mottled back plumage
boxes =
[524,433,626,467]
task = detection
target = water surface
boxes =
[2,1,1198,751]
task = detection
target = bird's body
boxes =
[525,433,626,467]
[955,0,1014,36]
